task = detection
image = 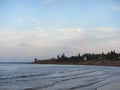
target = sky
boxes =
[0,0,120,62]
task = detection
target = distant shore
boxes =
[33,59,120,66]
[33,50,120,66]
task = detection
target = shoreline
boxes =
[33,59,120,67]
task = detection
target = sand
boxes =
[97,82,120,90]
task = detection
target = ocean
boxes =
[0,64,120,90]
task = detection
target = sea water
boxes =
[0,64,120,90]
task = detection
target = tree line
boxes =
[34,50,120,62]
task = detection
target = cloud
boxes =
[52,27,120,53]
[0,27,54,61]
[111,6,120,11]
[0,27,49,47]
[17,17,24,25]
[24,27,48,39]
[90,27,120,39]
[54,28,85,41]
[0,27,119,61]
[92,27,113,33]
[1,27,119,48]
[51,27,120,45]
[43,0,55,4]
[32,18,41,25]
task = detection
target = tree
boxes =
[61,53,65,59]
[57,55,60,59]
[34,58,37,62]
[78,53,81,58]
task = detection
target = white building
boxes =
[84,56,87,61]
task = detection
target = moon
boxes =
[77,28,81,32]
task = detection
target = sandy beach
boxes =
[1,64,120,90]
[98,82,120,90]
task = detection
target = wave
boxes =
[23,73,107,90]
[0,70,97,81]
[38,70,99,80]
[0,72,52,80]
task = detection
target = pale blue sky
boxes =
[0,0,120,62]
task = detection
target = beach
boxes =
[0,64,120,90]
[98,82,120,90]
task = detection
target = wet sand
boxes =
[97,82,120,90]
[1,64,120,90]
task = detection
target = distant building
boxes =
[98,57,103,60]
[118,57,120,60]
[84,56,87,61]
[50,58,55,60]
